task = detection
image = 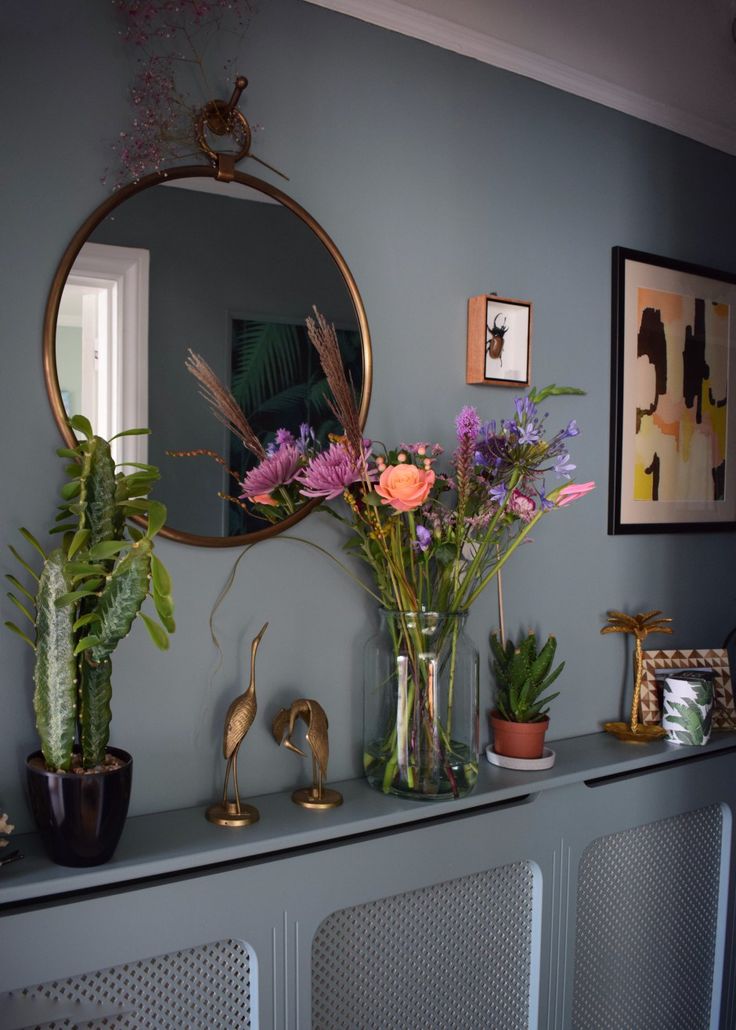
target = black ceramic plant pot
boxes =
[26,747,133,867]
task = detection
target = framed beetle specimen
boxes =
[467,295,532,387]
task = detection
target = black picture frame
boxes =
[609,246,736,534]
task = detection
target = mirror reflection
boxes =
[51,174,370,544]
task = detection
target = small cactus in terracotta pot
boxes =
[490,631,563,759]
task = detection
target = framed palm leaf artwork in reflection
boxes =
[228,315,363,536]
[609,247,736,534]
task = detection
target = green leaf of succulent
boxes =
[8,546,40,582]
[109,427,151,441]
[150,554,172,596]
[60,480,81,501]
[73,635,103,655]
[67,528,90,560]
[69,414,93,439]
[88,540,130,560]
[7,592,34,625]
[6,574,35,604]
[55,588,99,608]
[138,611,170,650]
[73,612,100,632]
[65,562,105,578]
[153,592,176,634]
[144,499,167,538]
[19,528,46,562]
[530,635,556,682]
[4,620,35,649]
[33,550,77,771]
[56,447,80,460]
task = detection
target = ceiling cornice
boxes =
[304,0,736,157]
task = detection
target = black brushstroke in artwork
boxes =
[682,298,709,424]
[713,461,725,501]
[636,307,667,432]
[644,452,660,501]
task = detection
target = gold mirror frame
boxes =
[43,165,372,547]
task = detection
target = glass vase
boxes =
[363,610,479,800]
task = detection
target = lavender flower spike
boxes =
[456,406,481,444]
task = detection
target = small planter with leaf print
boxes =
[661,673,714,746]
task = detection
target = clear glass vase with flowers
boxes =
[185,311,594,800]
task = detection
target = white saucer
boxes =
[485,745,556,770]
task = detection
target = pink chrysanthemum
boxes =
[240,444,301,500]
[297,442,371,500]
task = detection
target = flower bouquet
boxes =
[186,311,594,799]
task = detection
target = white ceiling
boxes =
[305,0,736,156]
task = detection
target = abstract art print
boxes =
[609,248,736,533]
[466,295,532,388]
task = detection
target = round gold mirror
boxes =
[43,165,372,546]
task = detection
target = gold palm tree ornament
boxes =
[601,609,672,742]
[272,698,343,809]
[206,622,268,827]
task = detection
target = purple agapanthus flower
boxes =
[240,443,302,499]
[489,482,507,504]
[413,524,432,552]
[297,423,316,454]
[297,442,372,500]
[553,452,576,478]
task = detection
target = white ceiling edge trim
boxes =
[304,0,736,158]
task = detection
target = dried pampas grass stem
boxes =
[306,307,363,458]
[185,350,265,460]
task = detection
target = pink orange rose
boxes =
[376,464,435,512]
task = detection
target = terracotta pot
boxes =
[26,747,132,867]
[490,712,549,760]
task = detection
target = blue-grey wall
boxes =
[2,1,735,832]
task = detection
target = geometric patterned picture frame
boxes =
[640,648,736,730]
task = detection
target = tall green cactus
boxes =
[491,630,563,723]
[5,417,174,771]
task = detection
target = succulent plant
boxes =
[5,416,174,772]
[490,630,564,723]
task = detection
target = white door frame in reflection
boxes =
[57,242,150,466]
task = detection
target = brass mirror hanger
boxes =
[44,77,372,547]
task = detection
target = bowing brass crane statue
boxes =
[206,622,268,827]
[272,698,343,809]
[601,609,672,742]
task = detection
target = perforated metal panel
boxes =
[312,861,536,1030]
[1,937,252,1029]
[572,804,723,1030]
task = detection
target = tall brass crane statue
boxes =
[272,698,342,809]
[206,622,268,827]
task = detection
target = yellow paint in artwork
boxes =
[702,381,727,462]
[634,461,653,500]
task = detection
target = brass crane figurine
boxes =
[601,609,672,742]
[206,622,268,827]
[272,698,343,809]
